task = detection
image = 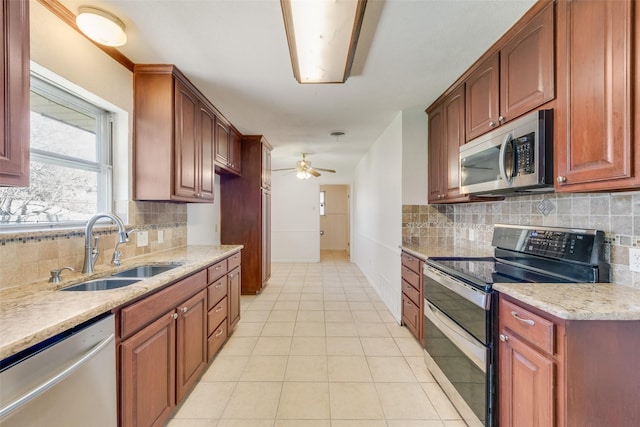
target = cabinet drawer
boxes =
[501,299,555,354]
[207,319,227,360]
[402,294,420,337]
[401,252,421,273]
[120,269,207,338]
[402,279,420,306]
[208,296,228,334]
[228,251,241,271]
[207,276,228,310]
[401,265,420,291]
[208,259,228,282]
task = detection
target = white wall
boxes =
[187,175,221,245]
[402,107,429,205]
[271,173,321,262]
[352,112,404,321]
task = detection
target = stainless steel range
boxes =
[423,224,609,427]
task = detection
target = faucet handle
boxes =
[49,266,76,283]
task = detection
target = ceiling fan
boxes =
[272,153,336,179]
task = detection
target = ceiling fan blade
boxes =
[272,167,297,172]
[313,167,336,173]
[307,168,321,177]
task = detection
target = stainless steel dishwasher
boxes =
[0,313,117,427]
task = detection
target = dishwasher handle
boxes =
[0,333,115,419]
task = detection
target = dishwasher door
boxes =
[0,313,116,427]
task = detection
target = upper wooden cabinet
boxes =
[133,65,215,202]
[214,118,241,175]
[427,85,469,203]
[1,0,29,187]
[465,1,554,141]
[554,0,639,192]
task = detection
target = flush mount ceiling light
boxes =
[281,0,367,84]
[76,6,127,47]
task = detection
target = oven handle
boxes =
[424,300,487,372]
[424,266,490,310]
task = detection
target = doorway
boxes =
[319,185,350,257]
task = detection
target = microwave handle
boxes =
[499,134,514,183]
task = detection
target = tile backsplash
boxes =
[403,192,640,289]
[0,201,187,290]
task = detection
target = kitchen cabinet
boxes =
[214,118,242,175]
[554,0,640,192]
[119,270,207,427]
[1,0,29,187]
[133,64,216,202]
[427,85,470,203]
[465,1,554,141]
[498,294,640,427]
[227,252,242,331]
[400,252,423,343]
[221,135,272,295]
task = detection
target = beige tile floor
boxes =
[168,250,466,427]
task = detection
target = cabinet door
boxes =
[555,0,638,191]
[427,103,445,203]
[120,312,176,427]
[174,79,200,199]
[229,128,242,174]
[215,119,230,167]
[0,0,29,187]
[261,189,271,285]
[499,330,555,427]
[228,266,241,331]
[176,289,208,402]
[500,1,554,122]
[199,103,215,200]
[465,53,499,141]
[443,85,465,200]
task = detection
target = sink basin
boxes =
[61,278,142,291]
[111,263,182,278]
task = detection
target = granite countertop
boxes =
[0,245,242,360]
[494,282,640,321]
[400,244,640,321]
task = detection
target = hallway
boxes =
[168,250,465,426]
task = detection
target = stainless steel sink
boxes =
[111,263,182,278]
[61,278,142,291]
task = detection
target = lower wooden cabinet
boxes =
[117,251,242,427]
[498,294,640,426]
[400,252,423,343]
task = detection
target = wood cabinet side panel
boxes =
[199,103,215,199]
[0,0,29,187]
[427,104,444,202]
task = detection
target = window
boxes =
[0,74,113,227]
[320,191,326,216]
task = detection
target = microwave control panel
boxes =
[514,132,535,176]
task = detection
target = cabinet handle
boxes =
[489,121,497,128]
[182,307,188,313]
[171,313,178,320]
[215,265,223,270]
[498,115,506,123]
[405,301,412,308]
[215,328,224,337]
[499,334,509,342]
[556,176,567,184]
[511,311,535,326]
[215,283,224,288]
[215,306,223,313]
[229,273,234,279]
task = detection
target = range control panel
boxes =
[492,224,605,264]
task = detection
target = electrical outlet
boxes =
[157,230,164,244]
[137,230,148,247]
[630,247,640,272]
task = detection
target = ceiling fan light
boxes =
[296,170,308,179]
[76,6,127,47]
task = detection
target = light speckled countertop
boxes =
[0,245,242,360]
[400,244,640,322]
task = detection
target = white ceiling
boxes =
[60,0,536,179]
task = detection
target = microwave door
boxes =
[499,134,515,184]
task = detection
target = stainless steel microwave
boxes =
[459,109,554,197]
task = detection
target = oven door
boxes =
[424,301,490,427]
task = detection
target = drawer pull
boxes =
[215,265,223,270]
[215,306,223,313]
[229,274,234,279]
[405,301,413,308]
[215,283,224,288]
[511,311,535,326]
[215,328,224,337]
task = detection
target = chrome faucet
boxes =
[82,213,129,274]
